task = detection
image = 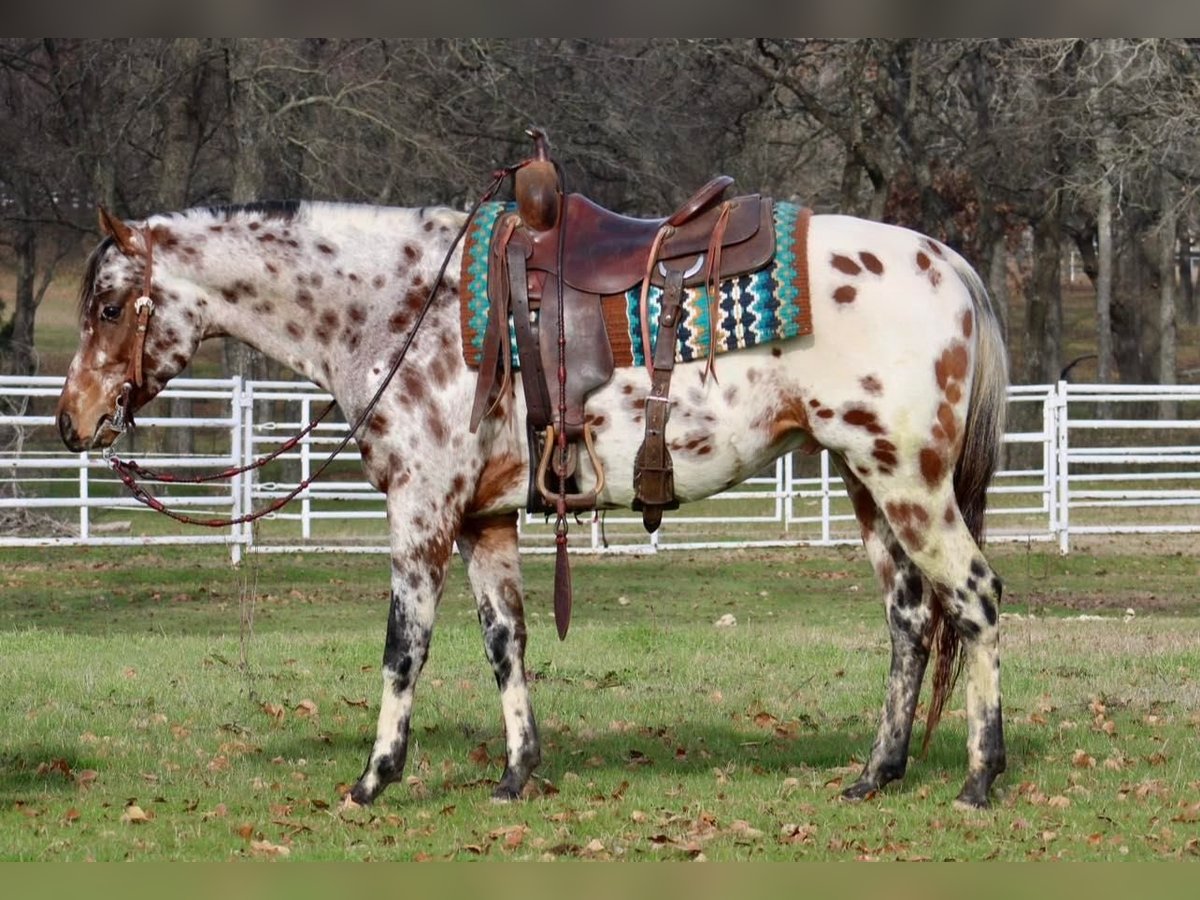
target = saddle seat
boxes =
[526,185,771,297]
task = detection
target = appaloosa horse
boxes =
[57,197,1009,809]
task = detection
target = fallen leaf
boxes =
[1071,749,1096,769]
[467,743,491,766]
[261,702,285,723]
[1047,795,1071,809]
[295,699,318,718]
[729,819,763,839]
[63,808,81,823]
[341,696,368,709]
[249,839,290,858]
[122,804,153,825]
[780,822,817,845]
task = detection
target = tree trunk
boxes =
[1096,150,1115,384]
[1180,226,1196,326]
[987,234,1009,344]
[1027,208,1063,384]
[5,224,38,376]
[1157,191,1177,417]
[158,38,206,455]
[1112,226,1149,382]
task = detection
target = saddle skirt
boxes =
[459,200,814,373]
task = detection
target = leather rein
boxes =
[105,167,518,528]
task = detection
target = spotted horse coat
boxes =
[57,201,1009,810]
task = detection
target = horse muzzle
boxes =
[57,382,135,453]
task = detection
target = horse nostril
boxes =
[57,411,77,448]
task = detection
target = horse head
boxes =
[57,208,203,452]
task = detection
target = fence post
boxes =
[783,452,794,531]
[1042,387,1057,542]
[230,376,245,565]
[820,450,832,544]
[1055,381,1071,555]
[78,452,90,540]
[301,395,312,541]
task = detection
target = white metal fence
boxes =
[2,376,1198,562]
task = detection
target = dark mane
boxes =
[201,200,302,220]
[77,235,115,322]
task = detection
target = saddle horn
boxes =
[515,127,561,232]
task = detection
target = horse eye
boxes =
[100,304,122,322]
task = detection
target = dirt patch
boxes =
[1013,589,1193,615]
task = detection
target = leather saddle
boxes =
[469,129,776,530]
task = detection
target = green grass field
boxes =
[2,542,1199,861]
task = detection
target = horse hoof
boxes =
[348,781,378,807]
[491,785,522,803]
[840,781,879,802]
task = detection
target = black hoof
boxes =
[349,779,380,806]
[953,771,996,810]
[841,779,880,802]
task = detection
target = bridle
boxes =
[106,228,158,435]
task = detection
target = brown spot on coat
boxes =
[935,343,969,390]
[916,251,931,271]
[860,375,883,395]
[962,309,974,339]
[919,447,945,486]
[833,285,857,304]
[831,254,862,276]
[843,407,885,435]
[859,252,884,274]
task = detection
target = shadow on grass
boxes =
[261,717,1046,807]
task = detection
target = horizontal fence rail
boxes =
[2,377,1198,562]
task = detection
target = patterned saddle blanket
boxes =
[460,200,813,370]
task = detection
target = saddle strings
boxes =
[110,165,521,528]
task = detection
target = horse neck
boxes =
[157,204,464,392]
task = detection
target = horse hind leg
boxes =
[835,459,937,801]
[457,513,541,800]
[873,481,1006,809]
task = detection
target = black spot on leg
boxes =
[970,559,987,579]
[383,590,427,693]
[899,572,924,608]
[980,597,998,627]
[955,618,981,641]
[488,623,513,688]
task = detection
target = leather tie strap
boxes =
[632,263,686,532]
[701,202,731,384]
[507,237,553,429]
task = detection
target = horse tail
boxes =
[924,254,1009,751]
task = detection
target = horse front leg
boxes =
[349,494,458,806]
[457,512,541,800]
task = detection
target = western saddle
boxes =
[469,129,777,534]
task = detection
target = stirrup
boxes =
[536,423,606,512]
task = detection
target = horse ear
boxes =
[97,206,142,257]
